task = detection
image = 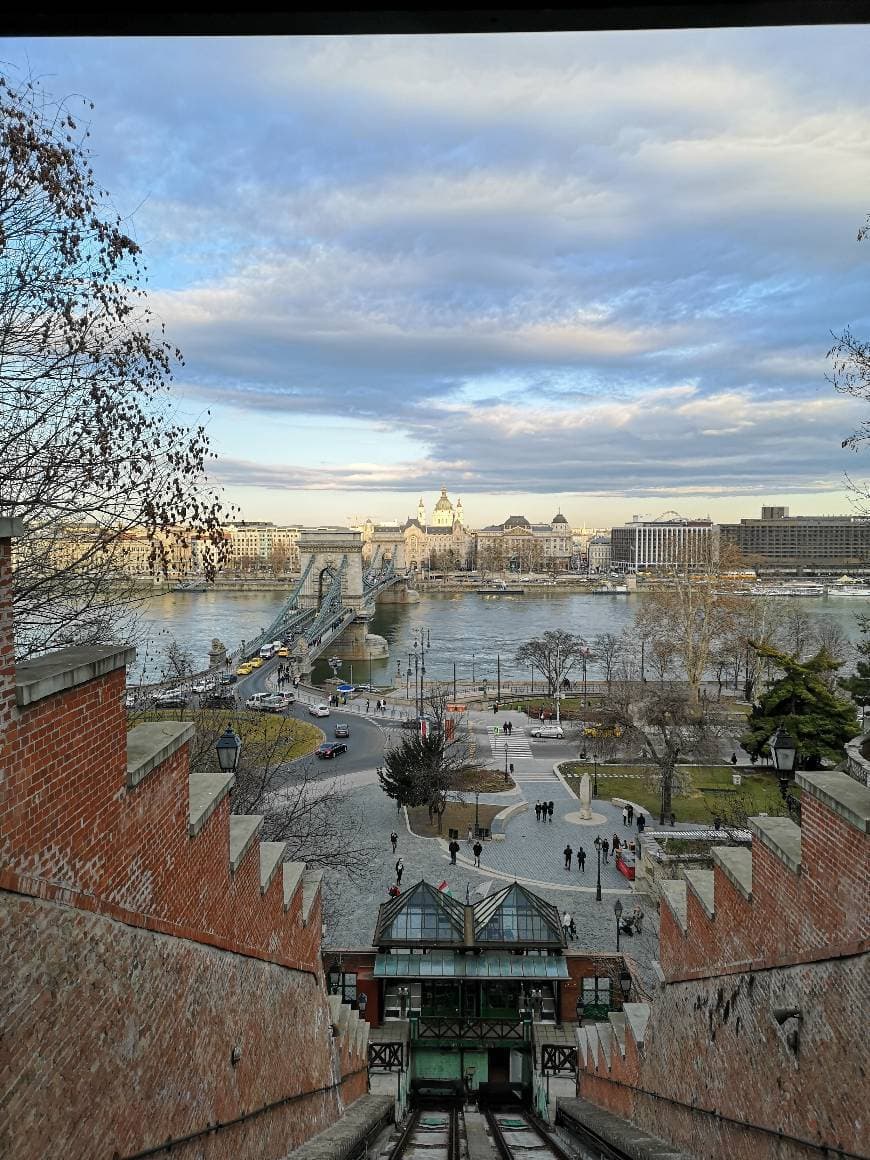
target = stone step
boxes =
[622,1003,650,1052]
[684,868,715,919]
[259,841,287,893]
[749,815,802,873]
[282,861,306,912]
[229,814,263,872]
[301,866,323,926]
[712,846,753,900]
[660,879,687,933]
[188,773,234,838]
[607,1011,627,1057]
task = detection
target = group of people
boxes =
[620,803,647,832]
[275,665,297,690]
[534,799,555,822]
[500,720,514,735]
[448,836,483,866]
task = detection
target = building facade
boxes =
[718,508,870,575]
[611,516,716,572]
[586,535,612,573]
[476,514,573,573]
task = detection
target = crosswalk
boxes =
[485,728,533,762]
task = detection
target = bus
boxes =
[259,643,276,660]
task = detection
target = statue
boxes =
[208,637,227,671]
[578,772,592,820]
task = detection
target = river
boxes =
[130,588,870,685]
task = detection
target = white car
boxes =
[190,681,213,695]
[245,692,274,711]
[530,725,564,740]
[308,703,330,717]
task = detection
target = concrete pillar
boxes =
[208,638,227,671]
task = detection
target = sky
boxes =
[2,30,870,529]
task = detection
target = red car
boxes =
[315,742,348,759]
[616,849,636,880]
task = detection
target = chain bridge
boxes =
[230,528,417,676]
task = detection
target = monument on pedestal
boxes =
[578,772,592,820]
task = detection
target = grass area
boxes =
[453,767,517,792]
[129,709,322,764]
[562,762,794,824]
[407,802,502,839]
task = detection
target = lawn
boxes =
[408,802,502,839]
[453,767,517,792]
[129,708,322,765]
[562,762,795,824]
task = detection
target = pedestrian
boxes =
[563,844,573,869]
[502,721,507,734]
[632,905,644,934]
[547,800,554,822]
[562,911,571,941]
[395,858,404,884]
[569,914,577,940]
[601,837,610,863]
[534,800,542,822]
[493,703,498,716]
[540,710,545,722]
[577,846,586,872]
[467,825,474,845]
[508,721,513,735]
[509,762,514,777]
[637,812,646,833]
[472,841,483,868]
[627,803,634,824]
[390,830,398,853]
[669,812,676,828]
[612,833,620,852]
[366,698,370,712]
[731,751,738,766]
[448,839,460,865]
[622,805,629,827]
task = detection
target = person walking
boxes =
[601,837,610,864]
[390,830,398,854]
[669,812,676,828]
[577,846,586,872]
[622,805,629,827]
[395,858,404,885]
[448,839,460,865]
[540,710,545,722]
[472,841,483,868]
[508,720,513,735]
[637,812,646,833]
[467,825,474,845]
[612,833,621,852]
[627,803,634,825]
[534,800,542,822]
[563,844,573,869]
[547,800,554,823]
[632,905,644,934]
[562,911,572,942]
[569,914,577,940]
[366,698,370,712]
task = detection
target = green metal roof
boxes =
[374,951,569,979]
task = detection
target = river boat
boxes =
[827,586,870,598]
[171,580,207,593]
[749,583,825,597]
[476,583,525,595]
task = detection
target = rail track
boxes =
[386,1103,463,1160]
[484,1107,575,1160]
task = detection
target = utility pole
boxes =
[497,653,501,703]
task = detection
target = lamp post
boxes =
[619,970,632,1003]
[593,752,599,798]
[216,725,242,773]
[472,652,475,683]
[614,898,623,952]
[504,742,509,784]
[368,649,372,689]
[594,835,602,902]
[474,789,480,838]
[580,643,591,707]
[770,725,797,799]
[497,653,501,703]
[406,664,412,701]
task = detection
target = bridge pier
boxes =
[327,618,389,662]
[374,583,420,605]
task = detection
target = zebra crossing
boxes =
[485,727,533,762]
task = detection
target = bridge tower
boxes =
[295,528,388,664]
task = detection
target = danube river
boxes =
[130,588,870,685]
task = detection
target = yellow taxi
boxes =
[236,662,253,676]
[277,647,290,657]
[250,656,264,668]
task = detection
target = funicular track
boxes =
[483,1107,578,1160]
[387,1099,463,1160]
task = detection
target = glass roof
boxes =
[374,951,569,979]
[375,881,466,944]
[474,883,563,944]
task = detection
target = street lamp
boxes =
[619,970,632,1002]
[580,643,591,707]
[614,899,623,952]
[593,835,602,902]
[770,726,797,799]
[472,652,475,683]
[475,789,481,837]
[504,742,509,784]
[215,725,242,773]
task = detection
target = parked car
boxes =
[315,742,347,759]
[334,723,350,738]
[308,703,330,717]
[220,673,238,685]
[259,693,292,712]
[154,689,188,709]
[203,690,237,709]
[190,680,213,695]
[530,725,565,740]
[245,692,274,711]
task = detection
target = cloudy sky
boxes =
[3,30,869,528]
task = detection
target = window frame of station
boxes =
[327,967,358,1004]
[581,975,612,1006]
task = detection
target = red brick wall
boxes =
[0,892,365,1160]
[577,787,870,1159]
[0,538,16,746]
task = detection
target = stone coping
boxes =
[557,1097,691,1159]
[0,517,24,540]
[16,643,136,707]
[748,815,802,874]
[797,770,870,834]
[283,1094,394,1160]
[712,846,753,900]
[127,721,196,788]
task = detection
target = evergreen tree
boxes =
[378,732,446,810]
[839,614,870,722]
[741,644,858,769]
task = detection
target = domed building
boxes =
[475,511,573,573]
[403,489,472,571]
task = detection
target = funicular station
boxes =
[344,880,586,1116]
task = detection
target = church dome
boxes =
[434,488,453,512]
[552,513,568,525]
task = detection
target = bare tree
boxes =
[0,72,229,657]
[593,632,623,690]
[515,630,590,697]
[777,604,816,660]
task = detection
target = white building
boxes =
[610,515,716,572]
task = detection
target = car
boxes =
[530,725,565,740]
[277,647,290,657]
[236,663,253,676]
[245,693,275,711]
[190,681,213,695]
[259,693,293,712]
[249,657,264,668]
[334,723,350,738]
[220,673,238,685]
[203,690,237,709]
[315,742,348,759]
[154,690,188,709]
[308,703,330,717]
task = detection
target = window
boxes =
[582,976,611,1005]
[478,885,558,942]
[328,970,357,1003]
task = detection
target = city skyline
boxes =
[2,31,868,526]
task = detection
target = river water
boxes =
[130,588,870,685]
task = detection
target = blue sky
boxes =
[3,30,869,528]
